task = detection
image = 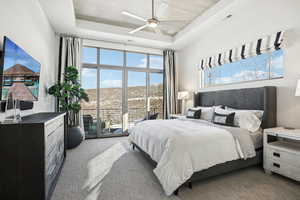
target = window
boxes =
[149,73,164,119]
[270,50,284,78]
[100,49,124,66]
[203,50,284,87]
[150,55,164,69]
[126,52,147,68]
[83,47,97,64]
[81,47,164,138]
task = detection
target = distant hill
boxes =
[81,84,163,122]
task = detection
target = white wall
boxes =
[0,0,58,119]
[178,0,300,128]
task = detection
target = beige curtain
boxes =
[163,49,178,119]
[58,36,84,137]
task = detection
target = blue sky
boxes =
[82,48,163,89]
[3,37,40,72]
[204,49,284,85]
[82,69,163,89]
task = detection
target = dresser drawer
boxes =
[265,146,300,168]
[264,159,300,181]
[46,125,64,156]
[45,117,64,137]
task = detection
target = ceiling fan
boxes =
[122,0,186,34]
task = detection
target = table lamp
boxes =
[178,91,190,115]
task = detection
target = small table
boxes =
[263,127,300,182]
[169,114,185,119]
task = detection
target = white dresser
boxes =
[264,127,300,182]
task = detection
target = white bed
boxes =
[129,118,259,195]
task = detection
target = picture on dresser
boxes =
[0,36,41,101]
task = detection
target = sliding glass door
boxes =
[99,69,123,136]
[149,73,164,119]
[81,47,164,138]
[128,71,147,128]
[81,68,98,138]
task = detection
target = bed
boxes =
[129,86,277,195]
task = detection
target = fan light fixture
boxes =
[122,0,187,34]
[148,19,158,28]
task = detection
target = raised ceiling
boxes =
[73,0,220,36]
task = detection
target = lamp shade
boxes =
[178,91,190,100]
[296,80,300,96]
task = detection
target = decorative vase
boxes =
[67,126,84,149]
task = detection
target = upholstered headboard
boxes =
[194,86,277,129]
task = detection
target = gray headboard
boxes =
[194,86,277,129]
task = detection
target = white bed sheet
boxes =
[129,119,256,195]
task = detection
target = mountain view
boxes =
[81,84,163,128]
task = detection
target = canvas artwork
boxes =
[1,37,40,101]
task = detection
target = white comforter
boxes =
[129,119,248,196]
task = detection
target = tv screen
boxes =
[0,36,40,101]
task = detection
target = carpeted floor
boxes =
[52,137,300,200]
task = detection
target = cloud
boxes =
[101,80,122,88]
[82,68,96,77]
[149,56,163,69]
[214,70,268,84]
[270,55,284,69]
[137,56,163,68]
[138,58,147,68]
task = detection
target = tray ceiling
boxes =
[73,0,220,36]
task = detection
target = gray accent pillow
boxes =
[212,112,235,127]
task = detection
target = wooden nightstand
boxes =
[263,127,300,182]
[169,114,185,119]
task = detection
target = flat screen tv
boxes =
[0,36,40,101]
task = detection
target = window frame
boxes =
[201,50,284,88]
[81,46,164,135]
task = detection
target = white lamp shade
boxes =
[178,91,190,100]
[296,80,300,96]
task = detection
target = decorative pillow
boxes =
[212,112,235,126]
[217,107,262,132]
[186,108,201,119]
[196,106,215,121]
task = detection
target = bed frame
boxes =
[132,86,277,195]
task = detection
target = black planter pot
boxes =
[67,126,84,149]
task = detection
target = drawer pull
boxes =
[273,152,280,157]
[273,163,280,168]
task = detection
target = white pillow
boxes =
[215,107,262,132]
[225,106,264,120]
[196,106,215,122]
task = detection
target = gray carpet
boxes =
[52,137,300,200]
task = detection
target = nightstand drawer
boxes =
[264,159,300,181]
[265,146,300,168]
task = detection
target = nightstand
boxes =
[169,114,185,119]
[263,127,300,182]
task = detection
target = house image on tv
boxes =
[3,64,39,101]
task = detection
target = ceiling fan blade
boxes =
[159,19,188,23]
[129,24,148,34]
[122,11,147,22]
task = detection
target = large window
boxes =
[100,49,124,66]
[81,47,164,138]
[126,52,147,68]
[203,50,284,87]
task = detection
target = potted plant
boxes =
[48,66,89,149]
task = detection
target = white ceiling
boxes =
[73,0,219,36]
[40,0,236,49]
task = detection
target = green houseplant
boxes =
[48,66,89,148]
